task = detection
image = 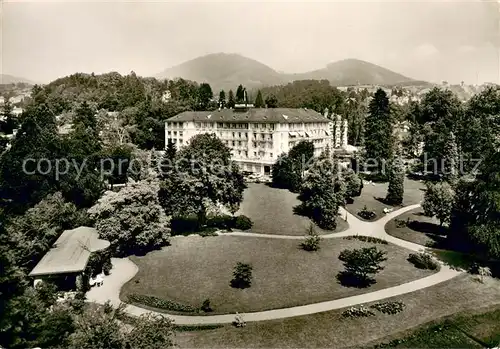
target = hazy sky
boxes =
[2,0,499,84]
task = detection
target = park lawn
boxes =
[345,178,425,221]
[175,275,500,348]
[237,183,348,235]
[385,208,445,247]
[120,235,433,314]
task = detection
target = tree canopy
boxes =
[88,179,170,256]
[159,133,245,226]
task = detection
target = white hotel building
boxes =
[165,105,346,175]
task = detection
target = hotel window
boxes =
[261,134,265,140]
[238,150,241,155]
[253,133,257,139]
[238,132,241,138]
[254,151,257,157]
[238,141,242,146]
[232,132,235,137]
[179,131,183,136]
[173,131,177,136]
[270,124,275,130]
[244,151,248,157]
[270,153,273,158]
[167,131,171,135]
[232,141,235,146]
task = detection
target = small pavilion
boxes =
[29,227,110,290]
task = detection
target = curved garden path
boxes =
[87,203,463,325]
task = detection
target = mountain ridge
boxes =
[156,53,421,92]
[0,74,35,85]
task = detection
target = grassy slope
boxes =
[237,183,348,235]
[385,207,443,247]
[345,178,425,221]
[175,275,500,348]
[121,236,433,314]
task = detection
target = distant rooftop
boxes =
[167,108,330,124]
[29,227,110,277]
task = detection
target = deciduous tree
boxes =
[338,247,387,286]
[296,148,345,230]
[159,133,245,227]
[265,94,278,108]
[88,179,170,256]
[422,182,454,228]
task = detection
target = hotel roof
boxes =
[29,227,110,277]
[167,108,331,124]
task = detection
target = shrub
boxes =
[476,266,492,283]
[75,275,85,292]
[231,262,253,289]
[395,218,410,228]
[170,215,199,235]
[102,259,113,275]
[343,235,388,245]
[71,292,86,313]
[201,298,212,312]
[234,215,253,230]
[302,235,321,251]
[370,301,405,315]
[358,205,376,220]
[198,228,219,237]
[127,294,197,313]
[338,247,387,287]
[407,252,441,271]
[207,214,235,229]
[301,224,321,251]
[342,305,375,318]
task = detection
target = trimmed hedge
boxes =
[172,214,253,234]
[407,252,441,271]
[127,294,197,313]
[174,324,224,331]
[343,235,388,245]
[170,216,199,235]
[207,214,234,229]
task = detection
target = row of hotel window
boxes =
[167,122,328,130]
[222,139,274,149]
[165,131,273,140]
[233,150,273,159]
[167,122,273,130]
[167,137,273,150]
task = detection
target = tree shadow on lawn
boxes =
[408,220,447,237]
[374,196,404,207]
[430,249,477,272]
[336,271,376,288]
